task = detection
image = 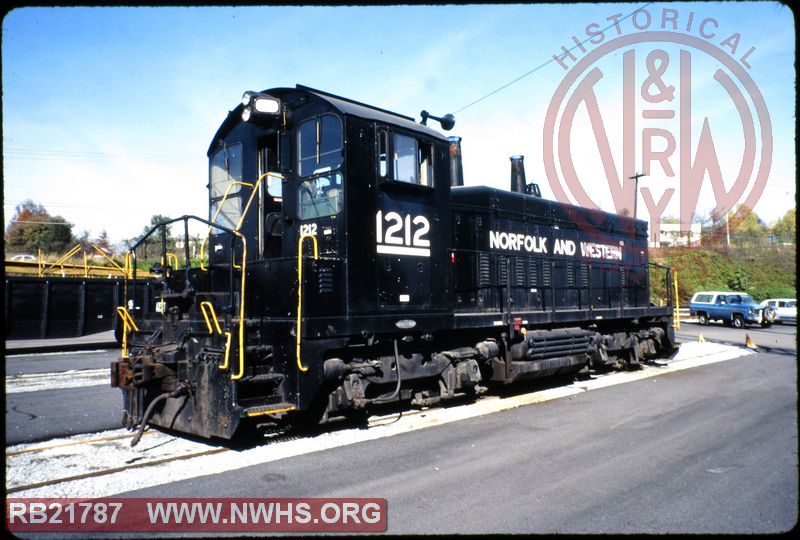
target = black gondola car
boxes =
[111,86,675,442]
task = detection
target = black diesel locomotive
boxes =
[111,86,675,442]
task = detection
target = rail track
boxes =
[6,429,226,495]
[5,408,434,497]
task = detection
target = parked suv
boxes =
[689,291,776,328]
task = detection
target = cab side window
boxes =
[379,130,434,188]
[296,115,343,220]
[393,134,418,184]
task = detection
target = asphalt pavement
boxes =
[5,331,123,445]
[5,330,119,355]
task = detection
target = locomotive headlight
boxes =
[254,97,280,113]
[241,91,281,122]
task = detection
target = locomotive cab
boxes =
[205,86,454,331]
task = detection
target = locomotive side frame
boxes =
[111,85,675,442]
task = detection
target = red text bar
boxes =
[6,498,387,532]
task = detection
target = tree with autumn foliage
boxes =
[5,199,74,255]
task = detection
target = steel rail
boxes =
[7,447,230,495]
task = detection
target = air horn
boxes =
[420,110,455,131]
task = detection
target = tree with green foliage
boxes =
[772,208,796,243]
[733,205,768,240]
[77,229,93,253]
[124,214,176,260]
[728,267,750,292]
[143,215,173,239]
[4,199,74,255]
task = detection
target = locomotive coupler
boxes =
[111,345,183,392]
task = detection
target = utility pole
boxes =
[629,172,646,219]
[711,209,730,250]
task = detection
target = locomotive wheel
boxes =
[698,313,709,326]
[732,314,745,329]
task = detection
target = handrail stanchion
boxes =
[296,235,319,373]
[230,233,248,380]
[673,269,680,330]
[201,301,233,371]
[116,307,139,359]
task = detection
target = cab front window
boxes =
[298,115,342,177]
[209,143,243,234]
[298,172,343,219]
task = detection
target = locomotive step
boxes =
[242,403,296,417]
[239,373,285,383]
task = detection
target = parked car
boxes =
[759,298,796,324]
[689,291,776,328]
[9,254,38,262]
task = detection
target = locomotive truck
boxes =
[111,85,675,443]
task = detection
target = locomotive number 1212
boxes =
[375,210,431,257]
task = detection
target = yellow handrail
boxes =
[40,244,81,276]
[230,233,248,380]
[200,301,223,334]
[161,253,179,270]
[236,172,284,231]
[116,307,139,359]
[199,181,254,271]
[197,172,283,379]
[92,243,130,278]
[673,270,680,330]
[199,172,284,270]
[125,252,134,277]
[296,235,319,373]
[200,301,233,371]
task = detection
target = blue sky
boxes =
[3,3,795,246]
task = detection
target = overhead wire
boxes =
[4,148,202,164]
[454,2,653,114]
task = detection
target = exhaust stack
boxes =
[510,155,541,197]
[510,155,526,194]
[449,136,464,187]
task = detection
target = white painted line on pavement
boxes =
[5,368,109,394]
